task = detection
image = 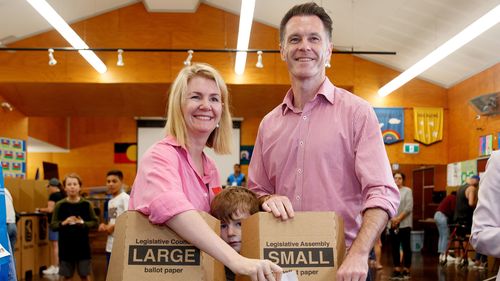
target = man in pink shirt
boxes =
[248,3,400,281]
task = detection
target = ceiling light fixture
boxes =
[26,0,107,74]
[234,0,256,75]
[116,49,124,66]
[1,102,13,112]
[48,48,57,65]
[378,3,500,97]
[183,50,194,66]
[255,50,263,68]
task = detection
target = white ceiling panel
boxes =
[0,0,499,88]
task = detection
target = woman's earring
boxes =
[216,123,220,128]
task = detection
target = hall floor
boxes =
[26,234,498,281]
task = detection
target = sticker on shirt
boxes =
[211,186,223,195]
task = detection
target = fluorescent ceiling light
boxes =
[26,0,107,74]
[378,4,500,97]
[234,0,256,75]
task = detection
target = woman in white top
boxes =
[388,172,413,279]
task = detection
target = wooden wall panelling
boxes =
[448,63,500,162]
[413,169,424,226]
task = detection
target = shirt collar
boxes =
[165,135,214,181]
[164,135,182,147]
[280,77,336,115]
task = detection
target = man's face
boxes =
[106,175,122,196]
[220,210,251,253]
[234,165,241,174]
[280,15,332,82]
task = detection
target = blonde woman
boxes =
[129,63,282,281]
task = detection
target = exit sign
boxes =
[403,143,420,154]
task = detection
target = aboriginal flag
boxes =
[114,143,137,164]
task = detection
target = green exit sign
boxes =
[403,143,420,154]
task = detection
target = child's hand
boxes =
[98,223,107,232]
[62,216,78,225]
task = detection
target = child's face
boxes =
[65,177,81,198]
[106,175,122,196]
[220,210,251,253]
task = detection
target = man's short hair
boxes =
[279,2,333,44]
[107,170,123,181]
[210,187,259,223]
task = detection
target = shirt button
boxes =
[299,140,304,146]
[203,193,208,197]
[296,195,301,201]
[302,116,307,120]
[297,168,302,174]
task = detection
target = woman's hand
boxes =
[228,256,282,281]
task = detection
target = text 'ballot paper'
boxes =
[282,271,298,281]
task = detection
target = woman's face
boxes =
[182,76,222,140]
[394,173,404,188]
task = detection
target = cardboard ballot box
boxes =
[106,211,225,281]
[35,214,50,274]
[19,215,36,280]
[238,212,345,281]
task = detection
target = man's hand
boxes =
[336,252,368,281]
[261,195,295,220]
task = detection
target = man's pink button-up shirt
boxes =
[249,78,400,247]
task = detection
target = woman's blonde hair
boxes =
[165,63,232,154]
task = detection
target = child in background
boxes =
[39,178,65,275]
[98,170,130,269]
[51,173,99,281]
[210,187,260,281]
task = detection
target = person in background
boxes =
[227,163,246,187]
[211,187,260,281]
[247,3,400,281]
[4,188,16,257]
[471,151,500,280]
[4,187,17,281]
[129,63,282,281]
[388,172,413,280]
[453,175,479,264]
[98,170,129,269]
[51,173,99,281]
[38,178,65,275]
[368,239,383,270]
[434,191,456,264]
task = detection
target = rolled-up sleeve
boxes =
[471,151,500,257]
[129,143,196,224]
[354,105,400,217]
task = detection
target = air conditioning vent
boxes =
[469,92,500,116]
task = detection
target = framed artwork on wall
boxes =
[479,134,493,156]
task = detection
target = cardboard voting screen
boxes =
[106,211,225,281]
[239,212,345,281]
